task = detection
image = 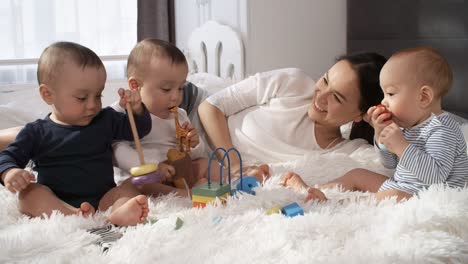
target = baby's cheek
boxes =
[177,95,183,105]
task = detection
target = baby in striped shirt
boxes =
[283,46,468,202]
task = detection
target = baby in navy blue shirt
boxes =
[0,42,152,226]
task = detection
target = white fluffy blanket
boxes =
[1,144,468,264]
[1,83,468,263]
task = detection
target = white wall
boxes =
[246,0,346,78]
[174,0,346,79]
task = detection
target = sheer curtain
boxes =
[0,0,137,85]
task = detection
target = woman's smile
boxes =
[313,100,327,113]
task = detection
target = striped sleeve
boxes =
[398,126,457,184]
[375,140,398,169]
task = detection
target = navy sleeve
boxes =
[109,104,152,141]
[0,124,37,184]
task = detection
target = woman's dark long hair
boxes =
[337,52,387,144]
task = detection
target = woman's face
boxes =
[308,60,364,128]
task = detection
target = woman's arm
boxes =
[0,126,23,151]
[198,68,312,169]
[198,101,239,169]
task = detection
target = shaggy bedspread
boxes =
[1,83,467,263]
[1,144,467,264]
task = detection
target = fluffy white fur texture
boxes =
[1,82,468,263]
[1,143,468,264]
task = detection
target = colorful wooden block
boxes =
[192,147,252,208]
[281,202,304,217]
[192,193,229,208]
[192,182,231,197]
[266,205,282,215]
[192,201,206,208]
[192,193,229,203]
[235,176,259,195]
[192,195,216,203]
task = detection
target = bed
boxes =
[1,21,468,263]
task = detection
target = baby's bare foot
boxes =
[78,202,95,217]
[282,172,309,191]
[304,188,328,203]
[108,195,149,226]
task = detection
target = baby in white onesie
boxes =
[112,39,268,196]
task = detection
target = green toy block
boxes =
[192,182,231,197]
[175,217,184,230]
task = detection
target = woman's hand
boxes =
[242,164,270,183]
[1,168,35,193]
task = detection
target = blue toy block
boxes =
[235,176,259,195]
[281,202,304,217]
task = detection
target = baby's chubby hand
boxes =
[118,87,144,115]
[379,123,408,157]
[1,168,35,194]
[157,163,176,182]
[181,121,199,148]
[367,105,392,140]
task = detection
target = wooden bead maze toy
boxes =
[191,147,255,208]
[126,79,163,185]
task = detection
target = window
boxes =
[0,0,137,86]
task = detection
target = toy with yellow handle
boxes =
[127,79,163,185]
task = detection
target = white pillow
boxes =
[0,104,47,129]
[0,82,123,129]
[187,72,234,96]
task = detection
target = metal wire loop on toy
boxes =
[207,147,227,187]
[207,147,243,188]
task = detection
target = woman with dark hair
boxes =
[198,52,387,174]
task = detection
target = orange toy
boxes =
[170,107,191,152]
[163,107,195,188]
[376,104,392,122]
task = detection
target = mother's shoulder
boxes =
[260,68,310,78]
[256,68,315,86]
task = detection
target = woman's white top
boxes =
[206,68,368,164]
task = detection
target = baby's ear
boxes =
[39,84,54,105]
[128,77,140,91]
[419,85,434,108]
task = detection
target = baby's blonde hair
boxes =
[391,47,452,97]
[127,39,187,79]
[37,42,104,85]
